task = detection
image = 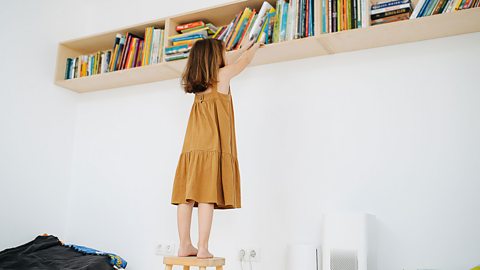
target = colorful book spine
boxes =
[371,7,411,19]
[281,0,289,41]
[372,0,410,9]
[176,21,205,32]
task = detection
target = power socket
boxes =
[155,243,175,256]
[239,248,247,261]
[238,247,261,262]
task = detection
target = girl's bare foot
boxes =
[177,243,198,257]
[197,247,213,259]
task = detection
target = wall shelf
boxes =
[316,6,480,53]
[54,0,480,93]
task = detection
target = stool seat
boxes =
[163,256,225,270]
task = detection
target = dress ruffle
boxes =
[171,150,241,209]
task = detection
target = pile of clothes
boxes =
[0,234,127,270]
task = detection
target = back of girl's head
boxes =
[181,38,226,94]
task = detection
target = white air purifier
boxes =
[321,213,376,270]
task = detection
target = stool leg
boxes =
[216,267,223,270]
[183,266,190,270]
[200,267,206,270]
[165,264,172,270]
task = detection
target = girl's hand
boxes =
[252,33,266,49]
[242,35,256,50]
[240,33,266,51]
[258,33,266,48]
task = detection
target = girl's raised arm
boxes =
[221,35,265,80]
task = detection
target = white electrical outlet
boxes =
[238,247,261,262]
[248,248,260,262]
[155,243,176,256]
[238,248,247,261]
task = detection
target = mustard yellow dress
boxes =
[171,84,241,209]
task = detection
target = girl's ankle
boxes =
[180,242,193,248]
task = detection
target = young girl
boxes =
[171,35,265,259]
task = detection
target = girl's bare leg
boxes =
[177,200,198,256]
[197,202,214,258]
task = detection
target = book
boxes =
[361,0,368,27]
[64,58,73,79]
[235,9,257,49]
[151,28,164,64]
[293,0,299,37]
[109,34,122,72]
[181,23,218,35]
[120,32,143,69]
[444,0,457,12]
[416,0,432,16]
[165,44,192,55]
[165,52,190,61]
[281,0,288,41]
[332,0,338,31]
[224,13,241,47]
[371,7,411,19]
[432,0,449,14]
[248,1,275,43]
[410,0,428,18]
[310,0,315,35]
[265,10,276,44]
[372,0,410,9]
[322,0,327,32]
[371,12,410,24]
[172,37,204,46]
[419,0,438,16]
[371,2,411,14]
[171,33,207,43]
[228,7,253,50]
[176,21,205,32]
[273,0,282,42]
[169,29,209,42]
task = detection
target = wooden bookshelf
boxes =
[54,0,480,93]
[317,3,480,53]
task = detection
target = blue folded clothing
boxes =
[64,243,128,269]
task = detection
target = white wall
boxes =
[0,1,79,247]
[1,1,479,270]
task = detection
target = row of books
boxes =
[321,0,477,31]
[64,0,477,79]
[410,0,479,18]
[214,0,315,47]
[64,27,165,80]
[164,21,218,62]
[321,0,369,32]
[319,0,411,30]
[65,0,318,78]
[165,0,316,62]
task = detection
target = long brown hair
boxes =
[181,38,226,94]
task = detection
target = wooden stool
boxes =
[163,256,225,270]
